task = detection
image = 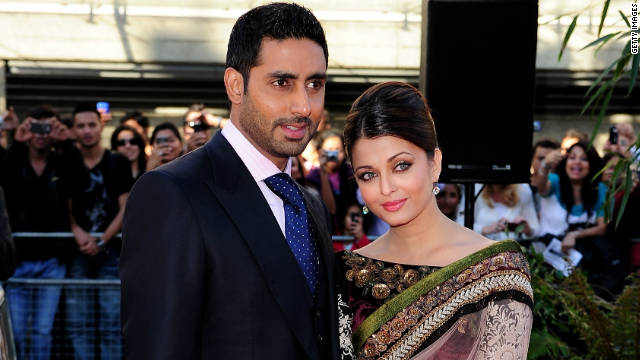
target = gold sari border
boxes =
[352,240,524,351]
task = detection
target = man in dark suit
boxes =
[120,3,339,359]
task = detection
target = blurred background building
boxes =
[0,0,638,146]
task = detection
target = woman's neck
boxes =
[571,182,582,204]
[131,159,139,178]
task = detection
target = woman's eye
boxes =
[395,161,411,171]
[358,172,376,182]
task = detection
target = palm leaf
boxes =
[615,166,633,228]
[581,79,611,116]
[598,0,611,38]
[586,57,620,97]
[627,53,640,96]
[581,32,621,51]
[619,10,631,28]
[559,15,578,61]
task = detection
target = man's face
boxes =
[236,38,327,164]
[73,111,103,148]
[29,117,56,151]
[531,146,554,174]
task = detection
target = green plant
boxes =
[558,0,640,227]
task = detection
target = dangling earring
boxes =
[432,183,440,196]
[362,205,369,215]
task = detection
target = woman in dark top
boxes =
[111,125,146,181]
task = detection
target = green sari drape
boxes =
[338,240,534,360]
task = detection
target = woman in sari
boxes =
[337,82,533,359]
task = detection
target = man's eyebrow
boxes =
[268,71,297,79]
[307,72,327,81]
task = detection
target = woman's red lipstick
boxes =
[382,198,407,212]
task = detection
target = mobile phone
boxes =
[609,126,618,145]
[30,122,51,134]
[325,150,339,162]
[349,212,362,223]
[96,101,110,115]
[506,222,523,232]
[155,136,169,145]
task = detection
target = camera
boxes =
[30,122,51,134]
[349,212,362,223]
[325,150,339,162]
[609,125,618,145]
[187,116,211,133]
[155,136,170,145]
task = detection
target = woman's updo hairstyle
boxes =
[343,81,438,161]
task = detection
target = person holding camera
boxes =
[332,202,371,252]
[146,122,183,172]
[182,104,228,154]
[473,183,539,241]
[306,130,357,226]
[1,106,82,359]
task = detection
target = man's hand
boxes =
[14,118,34,142]
[72,226,99,256]
[543,149,564,171]
[49,119,72,142]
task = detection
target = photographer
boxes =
[182,104,227,153]
[146,122,183,172]
[306,130,357,225]
[333,202,371,252]
[1,106,82,359]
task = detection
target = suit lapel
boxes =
[203,134,318,359]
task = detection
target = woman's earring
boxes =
[432,183,440,196]
[362,205,369,215]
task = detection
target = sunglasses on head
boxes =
[116,138,140,147]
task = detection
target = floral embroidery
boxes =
[337,293,355,359]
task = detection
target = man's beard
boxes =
[238,96,318,159]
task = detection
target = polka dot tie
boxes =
[265,172,319,294]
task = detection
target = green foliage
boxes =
[526,244,640,359]
[558,1,640,228]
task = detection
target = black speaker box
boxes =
[423,0,538,183]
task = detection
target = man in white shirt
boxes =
[120,3,338,359]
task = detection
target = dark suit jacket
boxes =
[120,133,339,359]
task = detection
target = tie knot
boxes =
[264,173,305,209]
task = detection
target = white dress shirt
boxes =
[221,121,291,236]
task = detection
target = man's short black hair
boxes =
[72,102,101,124]
[120,111,149,128]
[27,105,59,121]
[533,139,560,152]
[226,2,328,91]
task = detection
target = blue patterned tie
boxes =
[264,172,319,293]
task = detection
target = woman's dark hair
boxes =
[226,2,328,91]
[557,141,603,219]
[111,125,146,171]
[120,111,149,129]
[344,81,438,160]
[150,122,182,144]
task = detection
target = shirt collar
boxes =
[221,120,292,182]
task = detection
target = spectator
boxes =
[332,202,371,252]
[182,104,228,154]
[603,123,638,159]
[291,155,320,199]
[111,125,146,181]
[532,140,624,295]
[306,129,357,220]
[120,111,151,156]
[0,106,19,150]
[1,106,81,359]
[0,186,16,281]
[530,139,561,214]
[474,183,539,241]
[436,183,464,225]
[67,102,132,360]
[146,122,183,172]
[560,128,588,155]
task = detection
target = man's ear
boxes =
[431,148,442,183]
[224,67,245,105]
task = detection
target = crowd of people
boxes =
[436,125,640,298]
[0,99,638,357]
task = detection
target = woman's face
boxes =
[436,184,460,218]
[321,136,345,173]
[115,130,140,163]
[351,135,441,227]
[565,146,589,181]
[153,129,182,163]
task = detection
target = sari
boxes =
[336,240,533,359]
